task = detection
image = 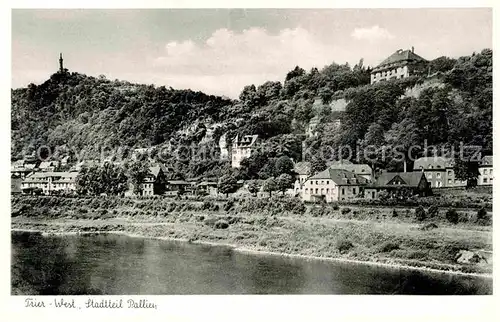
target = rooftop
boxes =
[328,162,372,175]
[370,172,426,188]
[480,156,493,166]
[294,161,311,175]
[413,156,454,170]
[308,168,369,186]
[373,48,426,71]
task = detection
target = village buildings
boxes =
[478,156,493,186]
[370,47,427,84]
[364,172,431,200]
[293,161,311,195]
[413,157,466,188]
[231,134,259,168]
[21,172,78,195]
[328,161,373,181]
[301,168,369,202]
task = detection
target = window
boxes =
[484,169,488,175]
[436,173,441,179]
[321,188,324,194]
[321,181,324,185]
[315,188,318,194]
[483,178,488,184]
[490,169,493,175]
[315,181,318,185]
[342,188,345,195]
[305,188,309,193]
[326,188,329,194]
[353,188,356,194]
[448,170,452,176]
[372,191,375,198]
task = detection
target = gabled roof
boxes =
[167,180,190,185]
[329,163,372,175]
[308,168,369,186]
[480,156,493,166]
[413,157,454,170]
[233,134,258,148]
[371,172,426,188]
[294,161,311,175]
[375,49,426,69]
[23,172,78,182]
[149,166,162,177]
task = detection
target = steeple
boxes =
[59,53,64,72]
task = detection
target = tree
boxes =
[262,177,277,197]
[285,66,306,82]
[127,161,151,195]
[239,84,260,107]
[75,163,128,196]
[310,157,327,175]
[257,81,282,103]
[274,155,294,176]
[415,206,427,222]
[218,174,239,197]
[275,173,294,194]
[247,180,261,197]
[454,156,480,188]
[445,209,459,224]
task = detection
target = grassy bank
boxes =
[11,195,493,275]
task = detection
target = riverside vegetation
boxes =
[12,194,492,275]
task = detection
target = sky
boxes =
[11,8,492,98]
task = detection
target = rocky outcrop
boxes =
[455,250,488,264]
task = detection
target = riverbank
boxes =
[11,226,492,279]
[11,195,493,276]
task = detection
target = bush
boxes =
[392,209,398,217]
[340,207,351,215]
[415,206,427,221]
[378,241,400,253]
[214,219,229,229]
[336,238,354,254]
[477,207,488,221]
[420,223,438,231]
[223,200,234,211]
[427,205,439,218]
[445,209,459,224]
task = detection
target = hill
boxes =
[11,49,492,180]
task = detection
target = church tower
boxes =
[59,53,64,72]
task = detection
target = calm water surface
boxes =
[11,231,492,295]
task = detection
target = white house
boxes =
[231,134,259,168]
[301,168,369,202]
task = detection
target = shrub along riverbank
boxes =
[11,195,493,275]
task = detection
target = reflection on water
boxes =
[11,231,492,295]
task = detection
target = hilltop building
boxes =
[231,134,259,168]
[371,47,427,84]
[58,53,68,73]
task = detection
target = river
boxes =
[11,231,492,295]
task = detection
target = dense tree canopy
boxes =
[12,50,492,183]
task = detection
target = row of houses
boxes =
[13,164,219,197]
[292,155,493,203]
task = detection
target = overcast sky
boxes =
[12,8,492,98]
